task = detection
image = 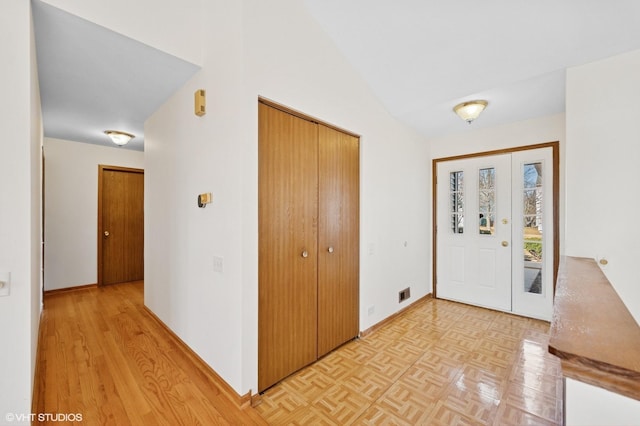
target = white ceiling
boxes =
[303,0,640,138]
[32,1,200,151]
[33,1,640,149]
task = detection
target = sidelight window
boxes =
[523,162,543,294]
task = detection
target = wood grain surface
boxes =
[549,256,640,401]
[32,281,266,425]
[317,124,360,357]
[99,166,144,286]
[258,102,319,392]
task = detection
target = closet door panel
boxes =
[258,103,319,391]
[317,124,360,357]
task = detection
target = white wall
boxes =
[29,2,44,399]
[566,378,640,425]
[0,0,42,422]
[43,138,144,290]
[566,50,640,324]
[562,50,640,420]
[145,0,430,396]
[430,113,566,160]
[41,0,203,65]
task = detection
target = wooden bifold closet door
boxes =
[258,102,359,392]
[317,125,360,357]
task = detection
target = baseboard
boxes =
[44,283,97,296]
[360,293,433,338]
[250,392,263,407]
[142,306,253,409]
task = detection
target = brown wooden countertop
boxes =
[548,256,640,401]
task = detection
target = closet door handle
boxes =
[301,250,309,258]
[327,246,334,253]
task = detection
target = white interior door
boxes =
[436,147,554,320]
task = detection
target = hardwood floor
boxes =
[256,298,563,425]
[33,281,266,425]
[33,282,562,425]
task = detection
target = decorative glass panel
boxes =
[523,162,543,294]
[478,167,495,189]
[523,190,538,215]
[478,168,495,235]
[450,171,464,233]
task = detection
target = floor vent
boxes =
[399,287,411,303]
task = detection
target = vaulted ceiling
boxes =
[33,1,640,150]
[303,0,640,137]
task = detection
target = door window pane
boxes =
[523,163,543,294]
[450,171,464,233]
[478,168,495,235]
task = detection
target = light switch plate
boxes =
[213,256,223,273]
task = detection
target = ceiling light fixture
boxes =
[104,130,135,146]
[453,100,488,124]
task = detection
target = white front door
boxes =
[436,154,512,312]
[510,148,554,320]
[436,147,554,320]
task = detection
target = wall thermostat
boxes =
[197,192,212,208]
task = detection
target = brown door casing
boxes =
[432,142,560,298]
[98,166,144,286]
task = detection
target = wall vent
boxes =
[398,287,411,303]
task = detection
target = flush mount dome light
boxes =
[104,130,135,146]
[453,100,488,124]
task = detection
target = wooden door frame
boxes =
[97,165,144,286]
[41,146,45,304]
[432,141,560,299]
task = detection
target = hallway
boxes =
[33,282,265,425]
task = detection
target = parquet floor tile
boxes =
[355,405,418,426]
[420,402,483,426]
[311,383,372,423]
[342,366,393,402]
[364,351,412,381]
[256,297,563,425]
[280,368,336,401]
[494,403,558,426]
